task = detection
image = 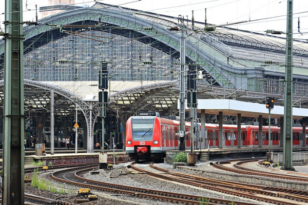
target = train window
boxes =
[132,119,154,141]
[232,133,236,140]
[254,132,258,140]
[262,133,265,140]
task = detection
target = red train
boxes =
[125,116,308,161]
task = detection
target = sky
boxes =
[1,0,308,40]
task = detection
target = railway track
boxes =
[0,193,75,205]
[50,165,256,205]
[130,162,308,205]
[25,193,75,205]
[212,159,308,182]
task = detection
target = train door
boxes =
[263,131,269,146]
[251,130,260,146]
[169,127,174,149]
[207,129,215,147]
[293,132,300,146]
[185,127,190,148]
[272,132,279,146]
[231,131,237,146]
[166,126,169,148]
[213,130,218,147]
[174,127,178,148]
[242,131,248,146]
[161,125,165,148]
[224,130,232,147]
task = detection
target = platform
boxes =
[165,146,308,163]
[24,151,129,166]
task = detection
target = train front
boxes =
[126,116,161,161]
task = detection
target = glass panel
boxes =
[132,119,154,141]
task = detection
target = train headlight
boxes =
[127,141,132,145]
[153,140,158,144]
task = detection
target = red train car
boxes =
[126,116,192,161]
[126,116,308,161]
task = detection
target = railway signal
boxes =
[266,97,274,162]
[266,97,274,109]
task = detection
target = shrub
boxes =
[173,152,187,162]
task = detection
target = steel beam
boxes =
[50,90,54,155]
[218,112,223,148]
[237,113,241,148]
[282,0,295,171]
[259,115,262,148]
[3,0,25,203]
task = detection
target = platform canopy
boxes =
[180,99,308,119]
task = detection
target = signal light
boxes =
[266,97,274,109]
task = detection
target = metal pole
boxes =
[75,105,78,153]
[88,103,93,152]
[51,90,54,155]
[205,8,207,25]
[190,92,194,153]
[102,94,105,153]
[269,109,271,153]
[179,17,186,151]
[113,136,115,164]
[3,0,25,203]
[192,10,194,30]
[282,0,294,171]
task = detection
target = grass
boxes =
[199,197,210,205]
[50,186,58,193]
[31,169,39,188]
[31,168,69,194]
[59,189,66,194]
[30,160,44,167]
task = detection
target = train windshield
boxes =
[132,118,154,141]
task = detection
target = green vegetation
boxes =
[37,179,48,190]
[59,188,66,194]
[199,197,210,205]
[277,161,280,168]
[173,152,187,163]
[31,168,68,194]
[50,186,58,193]
[31,160,44,167]
[31,169,39,188]
[48,161,52,166]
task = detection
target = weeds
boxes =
[31,160,44,167]
[59,189,66,194]
[31,169,39,188]
[199,197,210,205]
[50,186,58,193]
[37,179,48,190]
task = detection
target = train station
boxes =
[1,0,308,204]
